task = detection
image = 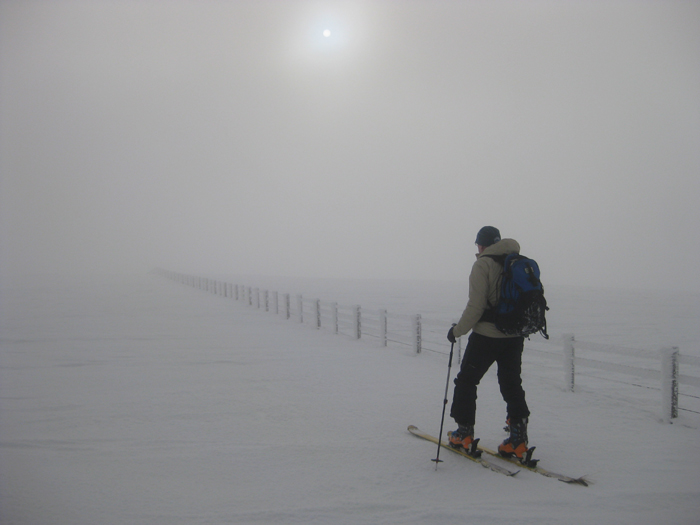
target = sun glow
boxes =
[286,5,372,67]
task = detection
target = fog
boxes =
[1,0,698,291]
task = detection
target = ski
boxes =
[477,444,589,486]
[407,426,519,477]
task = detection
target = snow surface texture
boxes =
[1,274,699,525]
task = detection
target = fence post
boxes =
[353,306,361,339]
[315,299,321,329]
[413,314,422,354]
[379,309,387,347]
[332,303,338,334]
[563,334,575,392]
[284,294,290,320]
[264,290,269,312]
[660,346,679,423]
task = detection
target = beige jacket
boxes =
[452,238,521,339]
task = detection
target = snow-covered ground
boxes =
[1,273,698,525]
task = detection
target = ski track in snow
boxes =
[1,273,699,525]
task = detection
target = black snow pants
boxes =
[450,332,529,426]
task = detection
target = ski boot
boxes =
[448,424,482,457]
[498,417,535,465]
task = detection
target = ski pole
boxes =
[432,332,456,468]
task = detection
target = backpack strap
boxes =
[478,254,507,322]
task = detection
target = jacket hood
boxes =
[477,238,520,258]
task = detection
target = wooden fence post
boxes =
[353,306,361,339]
[332,303,338,334]
[379,309,387,347]
[661,346,679,423]
[413,314,422,354]
[563,334,575,392]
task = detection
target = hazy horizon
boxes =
[2,0,698,291]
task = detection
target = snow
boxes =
[1,273,699,525]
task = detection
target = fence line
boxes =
[153,268,698,424]
[528,334,700,423]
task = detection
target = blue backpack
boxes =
[482,253,549,339]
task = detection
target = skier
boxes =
[446,226,530,459]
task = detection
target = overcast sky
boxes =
[1,0,698,291]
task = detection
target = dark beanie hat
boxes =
[475,226,501,247]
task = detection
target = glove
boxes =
[447,326,457,344]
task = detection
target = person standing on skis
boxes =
[446,226,530,459]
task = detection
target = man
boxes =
[446,226,530,459]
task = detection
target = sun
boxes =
[323,29,331,38]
